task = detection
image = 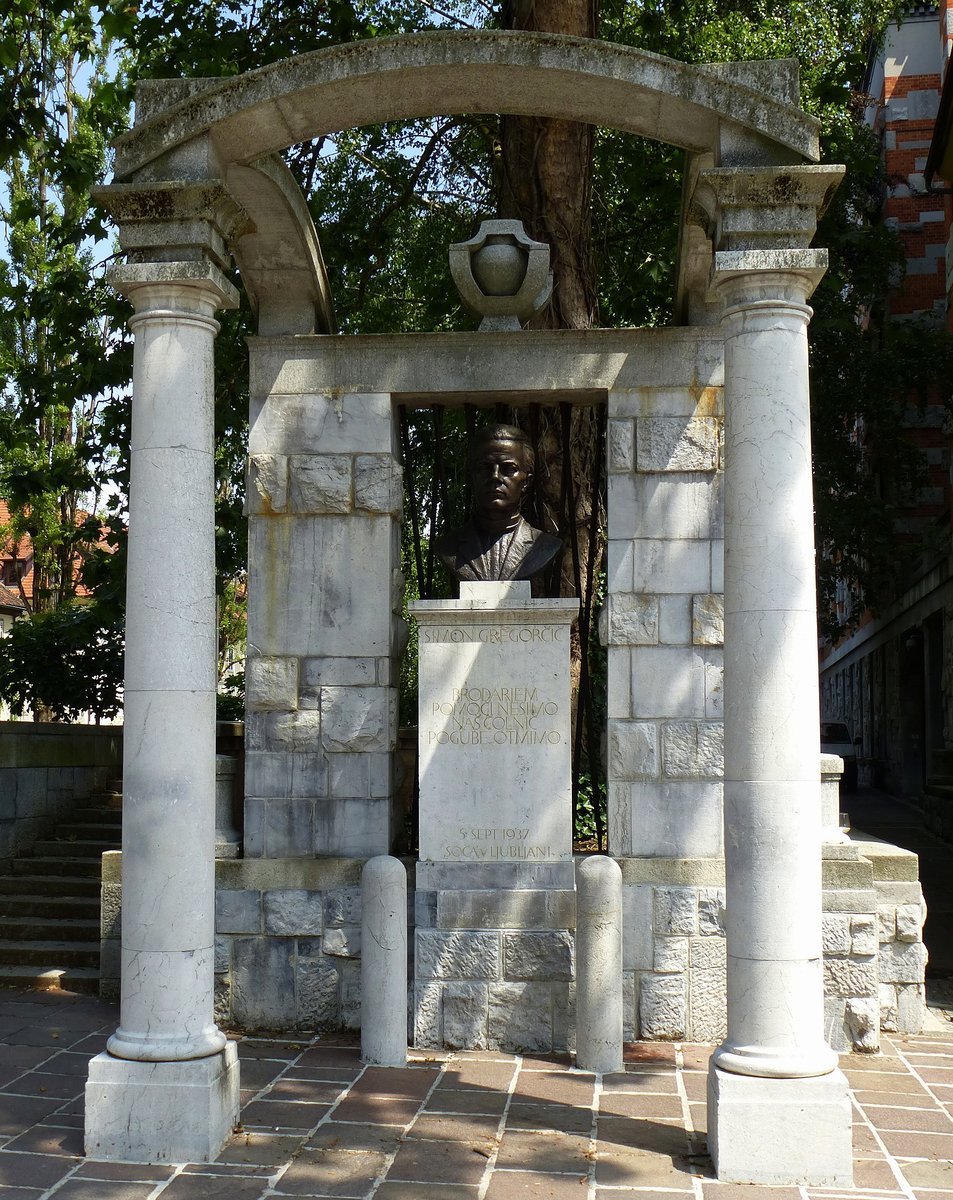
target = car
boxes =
[821,720,860,792]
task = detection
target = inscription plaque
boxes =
[411,583,577,863]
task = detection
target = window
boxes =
[0,560,26,587]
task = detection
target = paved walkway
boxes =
[0,990,950,1200]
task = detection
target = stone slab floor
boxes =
[0,992,948,1199]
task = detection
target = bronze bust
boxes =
[436,424,562,583]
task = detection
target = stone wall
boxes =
[0,722,121,867]
[604,385,724,860]
[244,385,403,858]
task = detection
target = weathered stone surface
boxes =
[660,721,723,779]
[639,973,686,1039]
[354,455,402,514]
[879,939,928,984]
[322,926,361,957]
[254,711,323,753]
[654,937,688,974]
[416,930,500,981]
[821,913,851,956]
[608,419,634,472]
[444,983,489,1049]
[602,594,659,646]
[247,454,288,514]
[691,594,724,646]
[878,905,896,943]
[879,983,899,1032]
[897,983,925,1033]
[654,887,696,936]
[264,889,324,936]
[296,956,340,1026]
[300,656,377,693]
[321,687,393,753]
[101,882,122,936]
[690,936,725,969]
[623,970,636,1042]
[289,454,352,513]
[630,645,709,717]
[623,884,654,971]
[608,721,658,781]
[488,982,553,1052]
[636,417,718,472]
[896,903,923,943]
[324,887,361,928]
[246,656,298,712]
[339,959,361,1030]
[216,889,262,935]
[697,887,726,936]
[658,594,692,645]
[823,957,878,998]
[231,938,296,1028]
[844,996,880,1052]
[689,968,726,1043]
[414,983,443,1047]
[503,932,573,981]
[437,890,575,931]
[850,915,877,957]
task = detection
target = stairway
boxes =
[0,785,121,994]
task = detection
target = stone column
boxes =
[85,260,241,1163]
[706,246,852,1186]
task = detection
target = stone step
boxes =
[31,839,118,858]
[70,811,122,830]
[0,964,99,994]
[56,822,121,842]
[0,894,100,919]
[0,916,100,941]
[0,874,100,898]
[0,940,100,968]
[11,857,103,879]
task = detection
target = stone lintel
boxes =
[708,1065,853,1186]
[436,889,576,930]
[618,857,726,886]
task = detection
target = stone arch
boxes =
[110,30,824,333]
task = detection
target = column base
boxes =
[707,1064,853,1186]
[84,1042,240,1164]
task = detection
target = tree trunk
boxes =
[499,0,604,650]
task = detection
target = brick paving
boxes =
[0,992,947,1197]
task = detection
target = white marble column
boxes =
[706,251,852,1186]
[85,262,241,1164]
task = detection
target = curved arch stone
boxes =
[114,30,820,180]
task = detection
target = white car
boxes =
[821,720,859,791]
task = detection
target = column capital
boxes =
[691,164,845,253]
[93,178,249,290]
[711,246,829,312]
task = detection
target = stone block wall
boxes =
[620,862,727,1044]
[0,722,121,867]
[604,386,725,859]
[413,862,575,1053]
[244,386,403,857]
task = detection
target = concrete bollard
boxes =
[361,856,407,1066]
[576,855,623,1074]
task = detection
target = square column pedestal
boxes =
[85,1044,240,1164]
[410,581,578,1051]
[708,1065,853,1186]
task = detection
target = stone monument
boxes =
[411,422,577,1050]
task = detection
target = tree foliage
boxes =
[0,0,941,722]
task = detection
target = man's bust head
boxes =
[436,423,562,584]
[468,424,534,534]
